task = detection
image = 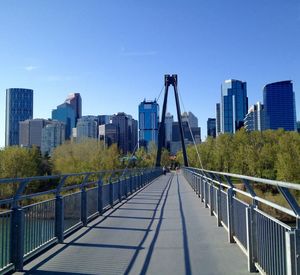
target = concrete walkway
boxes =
[17,171,249,275]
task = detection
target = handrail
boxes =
[0,168,152,207]
[186,167,300,219]
[190,167,300,190]
[0,167,163,274]
[182,167,298,274]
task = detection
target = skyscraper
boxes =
[97,115,111,125]
[244,102,264,132]
[5,88,33,146]
[76,116,98,142]
[41,121,65,155]
[216,103,221,136]
[263,81,296,131]
[207,118,216,138]
[99,124,118,147]
[65,93,82,124]
[112,112,137,154]
[19,119,51,148]
[52,103,76,139]
[221,79,248,134]
[181,111,198,128]
[165,113,173,149]
[138,100,159,149]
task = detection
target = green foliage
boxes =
[181,129,300,183]
[0,146,43,178]
[0,146,51,199]
[52,139,122,174]
[276,132,300,182]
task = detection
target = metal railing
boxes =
[0,167,162,274]
[183,167,300,275]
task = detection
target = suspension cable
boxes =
[177,86,204,169]
[156,85,165,103]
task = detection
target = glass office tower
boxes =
[138,100,159,149]
[221,79,248,134]
[65,93,82,124]
[52,103,76,139]
[207,118,216,138]
[263,81,296,131]
[5,88,33,146]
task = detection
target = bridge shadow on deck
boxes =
[17,172,248,275]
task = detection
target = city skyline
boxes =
[1,1,300,147]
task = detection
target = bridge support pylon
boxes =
[155,74,189,167]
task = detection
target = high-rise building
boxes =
[76,116,98,142]
[98,115,111,125]
[172,122,180,142]
[207,118,216,138]
[19,119,51,148]
[65,93,82,123]
[182,111,198,128]
[297,121,300,134]
[263,81,296,131]
[112,112,137,154]
[170,121,201,154]
[52,103,76,139]
[165,113,173,149]
[220,79,248,134]
[99,124,118,147]
[5,88,33,146]
[244,102,264,132]
[138,100,159,149]
[131,119,138,151]
[216,103,221,136]
[41,121,65,155]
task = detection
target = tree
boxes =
[276,132,300,183]
[51,139,122,174]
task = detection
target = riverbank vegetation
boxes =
[177,129,300,184]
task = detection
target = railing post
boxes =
[294,229,300,275]
[118,178,122,202]
[124,176,128,198]
[197,176,200,197]
[130,174,133,194]
[200,177,204,202]
[210,184,214,216]
[109,177,114,207]
[286,230,296,275]
[204,180,208,208]
[227,187,234,243]
[11,207,25,271]
[55,195,64,243]
[98,176,103,215]
[216,187,222,227]
[246,206,258,272]
[81,189,88,226]
[140,172,143,188]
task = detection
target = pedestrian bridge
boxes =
[1,168,299,274]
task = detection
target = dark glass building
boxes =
[138,100,159,149]
[263,81,296,131]
[52,103,76,139]
[216,103,221,136]
[112,112,137,154]
[221,79,248,134]
[65,93,82,124]
[5,88,33,146]
[207,118,216,138]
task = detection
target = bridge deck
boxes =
[17,172,249,275]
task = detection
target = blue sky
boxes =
[0,0,300,147]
